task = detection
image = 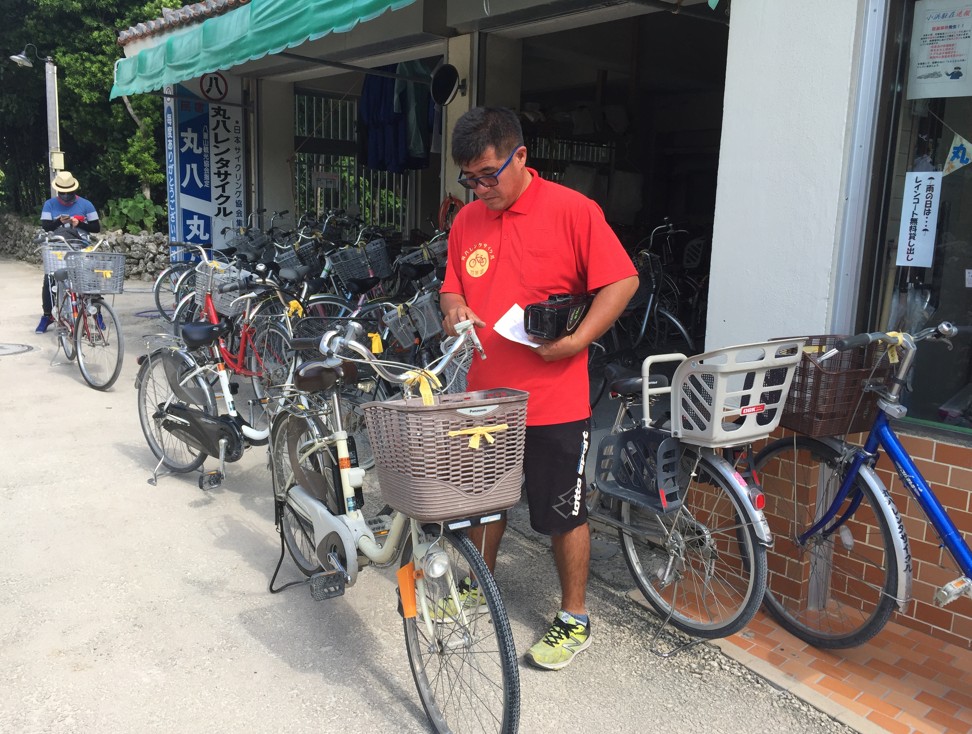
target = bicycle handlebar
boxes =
[319,320,485,387]
[823,321,964,361]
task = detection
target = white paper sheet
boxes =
[494,304,540,349]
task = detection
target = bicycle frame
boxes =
[801,410,972,577]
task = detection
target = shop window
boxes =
[293,92,408,233]
[874,4,972,435]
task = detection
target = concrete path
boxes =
[0,257,852,733]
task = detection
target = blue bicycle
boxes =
[754,322,972,648]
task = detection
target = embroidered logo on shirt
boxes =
[463,244,493,278]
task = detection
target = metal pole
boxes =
[45,58,61,195]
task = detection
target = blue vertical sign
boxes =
[162,74,245,261]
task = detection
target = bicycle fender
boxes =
[287,485,360,585]
[817,438,912,610]
[699,451,773,546]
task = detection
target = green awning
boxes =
[111,0,417,98]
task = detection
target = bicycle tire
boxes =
[754,436,899,648]
[248,320,294,406]
[304,294,354,319]
[402,526,520,734]
[135,348,214,473]
[619,448,766,638]
[153,263,194,323]
[75,299,125,390]
[56,291,77,361]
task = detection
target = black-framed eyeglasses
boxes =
[456,147,520,190]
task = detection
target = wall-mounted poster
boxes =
[896,171,942,268]
[907,0,972,99]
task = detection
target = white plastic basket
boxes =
[667,338,806,448]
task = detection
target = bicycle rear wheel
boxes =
[402,526,519,734]
[249,321,294,405]
[620,448,766,638]
[75,299,124,390]
[754,436,898,648]
[136,348,214,473]
[56,291,76,361]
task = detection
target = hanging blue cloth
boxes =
[360,65,407,173]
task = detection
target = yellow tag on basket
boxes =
[95,269,113,278]
[369,332,384,354]
[83,245,96,253]
[403,370,441,405]
[447,424,510,449]
[287,300,304,318]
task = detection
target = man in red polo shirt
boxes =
[441,106,638,670]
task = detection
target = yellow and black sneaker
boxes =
[525,611,592,670]
[433,577,486,621]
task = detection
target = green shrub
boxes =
[102,195,166,234]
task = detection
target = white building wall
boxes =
[706,0,866,349]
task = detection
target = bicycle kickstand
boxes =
[647,580,706,659]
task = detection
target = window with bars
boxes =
[293,91,409,233]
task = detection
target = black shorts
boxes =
[523,418,591,536]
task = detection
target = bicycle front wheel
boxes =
[153,262,193,322]
[249,321,294,406]
[75,299,124,390]
[755,436,898,648]
[620,448,766,638]
[402,526,519,734]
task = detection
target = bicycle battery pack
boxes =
[523,294,593,340]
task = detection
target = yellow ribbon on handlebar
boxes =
[885,331,904,364]
[403,370,441,405]
[369,332,384,354]
[287,300,304,318]
[447,424,510,449]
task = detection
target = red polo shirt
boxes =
[441,169,636,425]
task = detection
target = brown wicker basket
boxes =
[779,335,891,437]
[362,388,527,522]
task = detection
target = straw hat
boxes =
[52,171,80,193]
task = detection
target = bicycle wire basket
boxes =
[275,236,326,274]
[669,338,806,448]
[330,238,393,290]
[363,388,527,522]
[779,335,892,437]
[64,251,126,294]
[410,291,444,341]
[41,243,79,275]
[381,305,419,349]
[194,261,245,317]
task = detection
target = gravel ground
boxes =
[0,258,854,733]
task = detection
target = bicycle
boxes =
[41,235,126,391]
[134,316,272,489]
[267,319,521,733]
[585,337,805,647]
[754,322,972,648]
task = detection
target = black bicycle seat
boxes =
[345,276,380,295]
[604,362,669,397]
[399,262,436,281]
[181,320,232,349]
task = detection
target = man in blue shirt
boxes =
[36,171,101,333]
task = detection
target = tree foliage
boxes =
[0,0,177,218]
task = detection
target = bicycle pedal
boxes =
[198,471,224,490]
[229,382,240,395]
[308,570,346,601]
[934,576,972,606]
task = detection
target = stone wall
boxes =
[0,211,171,281]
